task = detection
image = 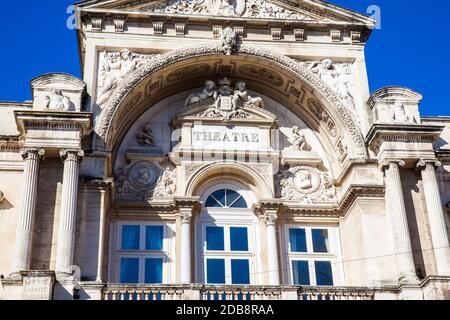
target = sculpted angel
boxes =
[232,81,265,108]
[185,80,218,107]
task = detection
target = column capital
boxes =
[20,148,45,161]
[177,210,193,225]
[59,149,84,163]
[380,159,405,170]
[263,211,278,227]
[417,158,441,170]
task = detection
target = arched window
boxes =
[204,189,248,209]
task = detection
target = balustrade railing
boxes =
[101,285,375,301]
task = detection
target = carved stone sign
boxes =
[192,125,261,150]
[22,275,54,300]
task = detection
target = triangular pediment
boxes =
[76,0,375,25]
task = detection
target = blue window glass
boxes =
[206,189,226,207]
[289,228,307,253]
[315,261,333,286]
[231,259,250,285]
[145,258,163,284]
[207,259,226,284]
[230,227,248,251]
[120,258,139,283]
[312,229,329,253]
[206,226,224,251]
[145,226,164,251]
[121,225,140,250]
[292,260,310,285]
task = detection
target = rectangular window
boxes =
[315,261,333,286]
[145,258,163,284]
[146,225,164,251]
[207,259,226,284]
[289,228,307,253]
[292,260,310,285]
[116,223,171,284]
[120,258,139,283]
[121,225,140,250]
[312,229,330,253]
[206,227,225,251]
[286,226,340,286]
[230,227,249,251]
[231,259,250,285]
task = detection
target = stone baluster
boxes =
[12,148,45,274]
[382,160,419,283]
[417,159,450,276]
[55,150,84,274]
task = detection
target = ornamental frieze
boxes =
[148,0,314,20]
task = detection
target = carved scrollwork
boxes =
[276,166,336,203]
[239,64,284,86]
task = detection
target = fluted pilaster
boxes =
[12,148,45,274]
[382,160,419,284]
[417,159,450,276]
[55,149,84,274]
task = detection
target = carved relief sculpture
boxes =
[45,90,71,111]
[185,78,264,121]
[149,0,312,20]
[276,166,336,203]
[153,167,177,198]
[290,126,311,151]
[301,59,356,113]
[136,124,156,146]
[392,102,415,124]
[97,50,155,105]
[221,27,238,55]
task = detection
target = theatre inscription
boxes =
[192,125,262,150]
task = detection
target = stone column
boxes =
[55,150,84,274]
[417,159,450,276]
[12,148,45,274]
[264,210,281,286]
[178,207,193,283]
[382,160,418,284]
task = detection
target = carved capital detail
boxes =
[380,159,405,170]
[264,211,278,226]
[178,209,193,225]
[417,159,441,171]
[60,150,84,163]
[20,148,45,161]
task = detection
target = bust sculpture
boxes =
[45,89,71,111]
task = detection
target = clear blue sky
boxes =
[0,0,448,116]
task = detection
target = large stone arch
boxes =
[95,43,367,169]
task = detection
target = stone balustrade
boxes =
[101,285,375,301]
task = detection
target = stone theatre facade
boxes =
[0,0,449,300]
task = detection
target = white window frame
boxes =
[281,224,344,286]
[202,224,255,285]
[195,181,261,285]
[110,221,175,284]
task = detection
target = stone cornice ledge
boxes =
[253,185,385,218]
[366,124,445,152]
[14,110,93,137]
